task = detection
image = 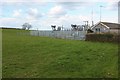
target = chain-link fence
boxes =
[30,30,86,40]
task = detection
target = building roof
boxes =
[91,22,120,29]
[101,22,120,29]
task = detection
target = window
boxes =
[95,28,100,32]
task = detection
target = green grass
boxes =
[2,29,118,78]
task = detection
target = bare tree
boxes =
[22,23,32,30]
[22,23,27,30]
[27,25,32,30]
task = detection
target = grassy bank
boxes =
[2,29,118,78]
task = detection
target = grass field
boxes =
[2,29,118,78]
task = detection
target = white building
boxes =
[91,22,120,34]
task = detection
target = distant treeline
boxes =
[0,27,22,30]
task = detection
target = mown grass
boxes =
[2,29,118,78]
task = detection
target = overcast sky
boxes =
[0,0,119,30]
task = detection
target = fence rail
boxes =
[30,30,86,40]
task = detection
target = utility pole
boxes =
[100,5,103,22]
[91,8,94,26]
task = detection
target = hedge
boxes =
[85,33,120,43]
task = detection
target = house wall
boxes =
[109,29,119,34]
[92,24,109,33]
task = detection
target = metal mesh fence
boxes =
[30,30,86,40]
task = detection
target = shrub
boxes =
[85,33,119,43]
